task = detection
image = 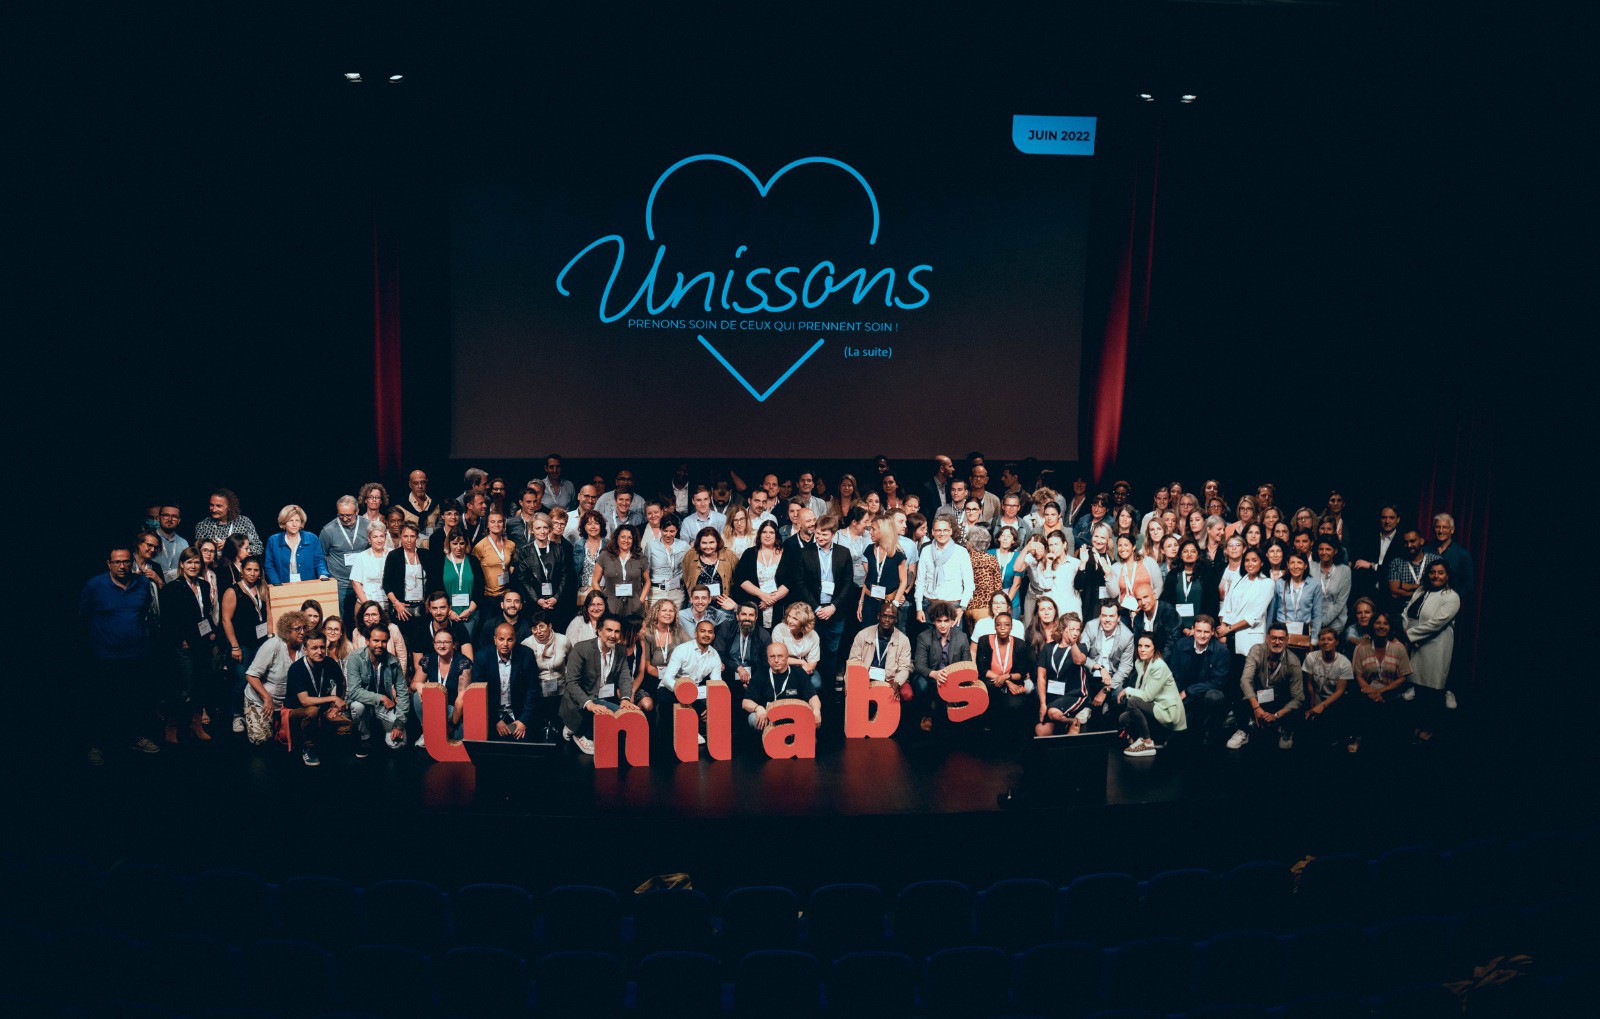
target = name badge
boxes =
[496,571,509,587]
[1120,594,1138,612]
[1287,622,1306,635]
[541,677,559,696]
[344,553,358,568]
[540,582,554,596]
[451,594,470,608]
[197,620,212,637]
[870,584,887,600]
[598,683,616,699]
[614,583,634,597]
[707,583,721,597]
[1176,603,1195,618]
[821,579,835,594]
[760,579,778,593]
[255,622,269,639]
[868,666,886,682]
[163,569,178,582]
[1047,679,1067,696]
[289,572,301,583]
[1098,586,1108,599]
[1257,687,1276,705]
[697,684,708,701]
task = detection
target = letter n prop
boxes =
[844,661,899,738]
[934,661,988,724]
[762,699,818,760]
[421,682,487,763]
[594,707,650,769]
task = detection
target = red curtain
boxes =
[372,198,404,474]
[1091,126,1160,480]
[1414,408,1493,690]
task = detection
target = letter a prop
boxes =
[761,699,818,760]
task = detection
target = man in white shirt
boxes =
[602,488,644,534]
[915,518,974,624]
[748,488,778,530]
[679,585,729,638]
[592,469,638,527]
[794,471,828,520]
[660,619,723,747]
[837,507,873,589]
[562,485,600,541]
[1080,599,1135,709]
[1301,625,1353,747]
[540,454,577,510]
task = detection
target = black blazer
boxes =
[1160,567,1217,622]
[514,537,574,609]
[714,619,771,686]
[974,633,1034,683]
[776,537,859,615]
[919,478,951,514]
[732,547,772,608]
[1131,602,1183,659]
[159,576,214,649]
[913,628,973,679]
[382,549,433,606]
[481,644,539,728]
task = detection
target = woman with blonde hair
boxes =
[1227,496,1258,539]
[772,601,821,692]
[723,504,755,556]
[264,505,329,586]
[829,473,860,517]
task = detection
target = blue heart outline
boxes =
[644,154,880,246]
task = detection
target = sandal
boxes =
[1067,719,1082,736]
[1346,738,1361,753]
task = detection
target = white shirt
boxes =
[1219,574,1276,657]
[915,540,975,608]
[659,641,722,690]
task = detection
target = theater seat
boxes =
[976,878,1056,951]
[339,944,434,1017]
[1143,868,1221,940]
[534,952,623,1016]
[720,886,800,961]
[540,885,622,954]
[1058,873,1139,947]
[137,933,239,1014]
[1370,845,1444,919]
[55,928,142,1007]
[363,880,448,951]
[1294,854,1372,927]
[827,951,917,1018]
[1012,941,1102,1018]
[923,946,1010,1019]
[104,862,188,937]
[194,869,274,943]
[733,950,822,1019]
[1221,862,1294,933]
[1103,937,1192,1014]
[633,951,722,1019]
[630,889,714,958]
[450,883,536,956]
[1195,929,1284,1007]
[803,884,887,959]
[276,877,363,947]
[893,880,974,958]
[1442,839,1515,909]
[241,940,333,1011]
[1368,915,1455,986]
[1374,983,1461,1019]
[437,945,529,1015]
[1280,994,1367,1019]
[1284,925,1373,998]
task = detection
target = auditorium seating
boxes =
[1,826,1592,1017]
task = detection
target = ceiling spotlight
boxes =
[388,74,404,83]
[344,72,363,83]
[1138,93,1154,102]
[1180,94,1198,103]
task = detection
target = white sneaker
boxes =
[1277,732,1295,751]
[384,732,401,749]
[415,734,426,750]
[562,725,573,741]
[1076,708,1092,725]
[1445,691,1457,710]
[697,733,706,745]
[574,735,595,755]
[1123,738,1156,758]
[1226,729,1250,750]
[231,716,245,734]
[1400,687,1416,702]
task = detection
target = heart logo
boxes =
[645,154,880,245]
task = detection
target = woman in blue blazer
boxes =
[264,504,330,586]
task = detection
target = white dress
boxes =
[1403,587,1460,690]
[755,553,781,627]
[1219,574,1276,657]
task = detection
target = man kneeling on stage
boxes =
[285,631,349,767]
[659,619,724,745]
[560,613,630,756]
[345,625,408,755]
[742,642,821,733]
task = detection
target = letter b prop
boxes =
[844,661,900,738]
[934,660,988,723]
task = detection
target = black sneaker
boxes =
[302,749,321,767]
[355,743,371,760]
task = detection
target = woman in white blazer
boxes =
[1404,560,1460,743]
[1218,547,1276,660]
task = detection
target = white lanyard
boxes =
[245,586,263,618]
[451,557,467,590]
[1287,582,1304,612]
[1050,644,1071,676]
[1182,572,1194,599]
[1408,560,1424,584]
[337,521,357,549]
[489,537,507,566]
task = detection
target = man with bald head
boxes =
[741,642,822,732]
[485,622,539,740]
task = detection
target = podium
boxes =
[265,579,341,631]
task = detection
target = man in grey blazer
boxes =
[560,613,629,755]
[1081,598,1135,719]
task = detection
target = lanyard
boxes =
[337,520,357,549]
[244,585,263,618]
[1408,559,1425,584]
[488,537,507,565]
[450,558,466,591]
[1050,644,1071,676]
[1182,572,1194,599]
[1286,581,1304,612]
[874,635,891,668]
[989,636,1012,676]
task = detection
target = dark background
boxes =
[26,1,1569,629]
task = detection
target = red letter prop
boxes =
[422,682,487,763]
[705,680,732,761]
[844,661,900,738]
[673,681,701,763]
[934,660,988,724]
[762,699,818,760]
[594,705,651,769]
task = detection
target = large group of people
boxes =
[79,455,1475,767]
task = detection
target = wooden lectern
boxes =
[265,579,341,631]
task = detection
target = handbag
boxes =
[243,700,272,745]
